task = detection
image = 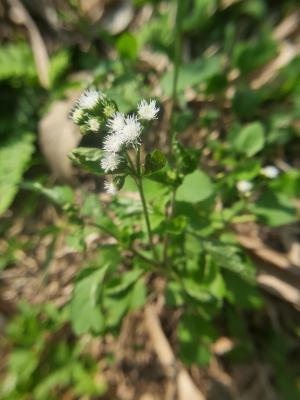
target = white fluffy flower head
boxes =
[138,99,159,120]
[123,115,142,146]
[101,152,121,172]
[103,133,126,153]
[78,89,102,110]
[104,180,117,195]
[237,180,253,193]
[107,112,125,134]
[88,117,100,132]
[261,165,279,179]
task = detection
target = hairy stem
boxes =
[135,147,159,260]
[125,151,137,175]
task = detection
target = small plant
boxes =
[2,2,300,398]
[1,303,106,399]
[70,88,161,256]
[66,85,267,367]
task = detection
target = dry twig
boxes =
[8,0,50,88]
[144,305,206,400]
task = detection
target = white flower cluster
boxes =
[261,165,279,179]
[71,107,84,124]
[88,117,101,132]
[137,99,159,120]
[71,90,160,195]
[236,180,253,193]
[100,99,159,194]
[236,166,279,196]
[70,88,108,135]
[78,89,103,110]
[104,180,117,195]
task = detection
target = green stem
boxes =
[162,187,177,264]
[169,0,184,151]
[125,151,137,175]
[86,220,161,267]
[136,148,159,260]
[137,178,157,257]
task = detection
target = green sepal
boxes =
[144,149,167,175]
[113,175,126,190]
[102,99,118,118]
[173,140,200,174]
[69,147,106,175]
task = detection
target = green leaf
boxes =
[176,170,215,203]
[164,215,187,235]
[106,270,143,295]
[250,190,297,226]
[113,175,126,190]
[103,292,131,329]
[8,350,38,383]
[233,35,277,75]
[204,241,256,283]
[70,147,127,176]
[223,271,262,309]
[22,182,74,207]
[72,362,107,396]
[165,281,186,306]
[233,159,261,181]
[69,147,105,176]
[182,278,213,303]
[0,133,34,215]
[81,193,104,219]
[161,57,221,97]
[107,75,143,113]
[129,279,146,310]
[229,122,265,157]
[144,150,167,175]
[34,367,72,400]
[49,49,70,87]
[116,32,138,60]
[202,258,226,301]
[70,266,109,335]
[232,88,262,118]
[270,169,300,198]
[178,313,216,366]
[0,42,36,81]
[65,228,86,252]
[174,140,200,174]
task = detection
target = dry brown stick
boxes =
[236,233,300,307]
[273,11,300,41]
[8,0,50,88]
[250,11,300,89]
[257,273,300,309]
[251,42,300,90]
[144,305,206,400]
[236,234,300,278]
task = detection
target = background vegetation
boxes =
[0,0,300,399]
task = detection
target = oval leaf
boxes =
[71,266,109,335]
[176,170,215,203]
[231,122,265,157]
[69,147,105,176]
[69,147,127,176]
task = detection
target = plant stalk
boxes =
[135,147,159,260]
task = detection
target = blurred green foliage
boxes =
[1,0,300,399]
